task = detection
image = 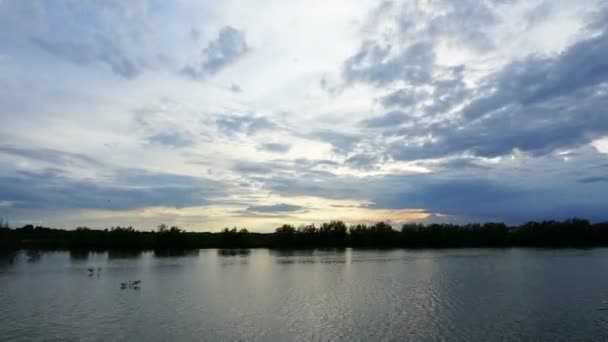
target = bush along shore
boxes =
[2,218,608,250]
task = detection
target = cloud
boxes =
[229,83,243,92]
[368,0,498,50]
[0,145,102,167]
[33,36,141,79]
[588,3,608,31]
[463,33,608,121]
[132,101,205,149]
[420,157,492,171]
[8,1,162,79]
[311,130,360,152]
[2,1,608,228]
[241,145,608,223]
[230,159,340,177]
[423,0,498,51]
[578,176,608,184]
[146,131,196,148]
[344,153,384,170]
[231,161,276,175]
[380,88,429,108]
[255,163,608,223]
[216,114,276,136]
[387,28,608,161]
[258,142,291,153]
[369,177,521,215]
[341,0,500,88]
[246,203,305,214]
[343,41,435,87]
[361,111,409,128]
[183,26,249,78]
[0,168,225,211]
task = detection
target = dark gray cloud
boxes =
[588,3,608,31]
[229,83,243,92]
[578,176,608,184]
[132,104,199,148]
[0,145,102,167]
[344,153,384,170]
[463,33,608,120]
[258,142,291,153]
[361,111,409,128]
[376,66,469,120]
[11,1,157,79]
[523,2,555,28]
[342,0,499,88]
[183,26,249,78]
[0,168,225,211]
[370,177,521,215]
[343,41,435,86]
[216,114,276,135]
[33,36,140,78]
[424,66,470,115]
[0,144,226,211]
[228,145,608,224]
[421,157,492,171]
[231,161,276,175]
[246,203,305,214]
[146,131,196,148]
[254,165,608,223]
[387,28,608,161]
[380,88,428,108]
[311,130,360,152]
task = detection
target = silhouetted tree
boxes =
[0,218,17,249]
[4,218,608,250]
[276,224,296,234]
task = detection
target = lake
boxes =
[1,248,608,341]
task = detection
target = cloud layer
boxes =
[1,0,607,230]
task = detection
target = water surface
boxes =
[1,248,608,341]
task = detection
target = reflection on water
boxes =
[69,250,90,261]
[2,248,608,341]
[272,248,348,264]
[108,250,143,259]
[153,249,199,258]
[0,250,17,266]
[217,249,251,267]
[269,249,314,258]
[25,250,41,263]
[217,248,251,257]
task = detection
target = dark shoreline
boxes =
[2,218,608,251]
[4,246,606,253]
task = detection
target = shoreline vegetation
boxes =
[2,218,608,250]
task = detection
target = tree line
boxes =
[1,218,608,250]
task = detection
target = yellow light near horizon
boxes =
[75,195,432,232]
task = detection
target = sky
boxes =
[1,0,608,231]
